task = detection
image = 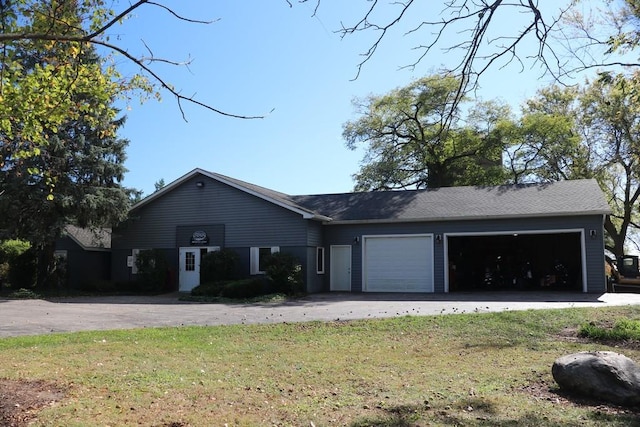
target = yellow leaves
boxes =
[69,44,81,59]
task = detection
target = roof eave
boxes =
[132,168,328,221]
[323,210,612,225]
[63,230,111,251]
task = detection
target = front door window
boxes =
[185,251,196,272]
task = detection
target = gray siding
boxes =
[584,225,607,293]
[111,175,314,287]
[306,222,325,292]
[323,215,607,293]
[307,221,323,246]
[55,237,110,289]
[113,175,309,249]
[111,248,136,284]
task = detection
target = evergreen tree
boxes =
[0,39,134,288]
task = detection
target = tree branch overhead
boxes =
[0,1,265,120]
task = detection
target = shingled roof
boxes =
[290,179,612,223]
[63,225,111,250]
[134,169,611,224]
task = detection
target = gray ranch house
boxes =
[111,168,611,294]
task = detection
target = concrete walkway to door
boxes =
[2,291,640,338]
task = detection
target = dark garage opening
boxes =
[448,232,583,292]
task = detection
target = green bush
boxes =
[0,239,32,288]
[200,249,240,283]
[0,239,31,262]
[191,279,266,299]
[191,281,224,297]
[8,288,41,299]
[0,262,8,289]
[7,249,37,289]
[220,278,265,299]
[135,249,169,292]
[264,252,304,295]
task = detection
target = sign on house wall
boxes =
[191,230,209,245]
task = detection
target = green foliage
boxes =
[263,252,304,295]
[500,74,640,258]
[154,179,166,192]
[7,288,41,299]
[135,249,169,293]
[0,15,137,287]
[0,239,31,262]
[579,319,640,341]
[7,249,37,289]
[502,84,588,184]
[0,0,153,176]
[200,249,240,283]
[0,55,134,247]
[219,278,265,299]
[191,278,266,300]
[343,74,508,190]
[190,281,224,297]
[0,240,34,289]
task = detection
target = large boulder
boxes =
[552,351,640,406]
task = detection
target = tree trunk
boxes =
[604,216,626,260]
[36,242,56,289]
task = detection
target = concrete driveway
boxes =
[2,291,640,338]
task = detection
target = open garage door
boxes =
[363,235,434,292]
[447,232,583,292]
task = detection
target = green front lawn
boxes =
[1,306,640,426]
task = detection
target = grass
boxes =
[580,318,640,341]
[2,306,640,426]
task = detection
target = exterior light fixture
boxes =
[435,234,442,243]
[353,236,360,244]
[196,181,205,188]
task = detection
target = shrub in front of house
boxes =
[191,278,266,299]
[191,281,224,297]
[219,278,265,299]
[0,239,34,289]
[200,249,240,283]
[135,249,169,292]
[264,252,304,295]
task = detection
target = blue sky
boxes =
[112,1,575,197]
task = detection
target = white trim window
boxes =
[316,247,325,274]
[250,246,279,275]
[131,249,140,274]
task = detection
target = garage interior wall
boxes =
[445,230,585,292]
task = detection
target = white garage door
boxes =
[363,235,434,292]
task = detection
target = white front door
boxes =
[330,245,352,291]
[178,247,219,292]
